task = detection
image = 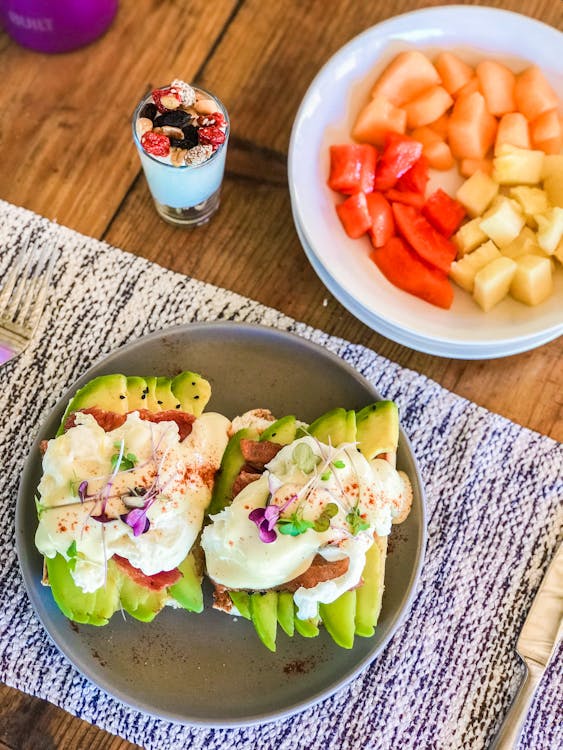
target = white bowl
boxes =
[289,6,563,359]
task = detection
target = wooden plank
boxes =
[0,0,239,237]
[0,683,138,749]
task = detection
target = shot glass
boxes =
[132,83,229,227]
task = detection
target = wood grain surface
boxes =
[0,0,561,747]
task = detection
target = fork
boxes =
[0,232,57,366]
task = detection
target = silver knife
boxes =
[490,543,563,749]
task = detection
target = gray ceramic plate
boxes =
[16,322,426,726]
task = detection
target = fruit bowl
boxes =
[289,6,563,359]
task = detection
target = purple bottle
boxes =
[2,0,118,53]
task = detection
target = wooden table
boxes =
[1,0,561,747]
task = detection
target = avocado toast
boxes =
[202,403,412,651]
[35,371,230,625]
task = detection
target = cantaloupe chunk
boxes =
[473,257,517,311]
[448,92,498,160]
[456,170,499,217]
[454,77,480,100]
[510,254,553,305]
[409,126,454,170]
[405,86,453,129]
[460,158,493,177]
[514,66,560,121]
[535,136,563,155]
[371,50,441,107]
[425,140,454,170]
[495,113,530,154]
[352,95,407,146]
[476,60,516,117]
[434,52,474,95]
[427,113,450,139]
[531,110,562,155]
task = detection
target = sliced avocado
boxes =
[319,590,356,649]
[126,376,148,411]
[355,539,385,637]
[276,591,295,636]
[58,374,128,435]
[356,401,399,459]
[119,572,168,622]
[168,552,203,613]
[207,427,260,515]
[260,416,298,445]
[143,376,160,412]
[249,591,278,652]
[154,376,177,411]
[294,613,320,638]
[307,408,352,446]
[229,590,251,620]
[171,371,211,417]
[46,554,119,626]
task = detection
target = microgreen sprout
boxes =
[34,495,46,519]
[320,470,332,481]
[332,460,345,469]
[346,504,370,535]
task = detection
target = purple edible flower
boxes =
[91,511,115,524]
[248,493,298,544]
[78,480,89,503]
[120,508,151,537]
[248,505,279,543]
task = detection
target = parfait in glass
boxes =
[132,80,229,227]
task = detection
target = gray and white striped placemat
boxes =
[0,200,561,750]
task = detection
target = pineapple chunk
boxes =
[449,240,501,292]
[492,144,544,185]
[541,154,563,180]
[554,238,563,265]
[535,207,563,253]
[456,170,499,218]
[509,186,550,226]
[479,198,525,248]
[501,226,549,260]
[454,218,488,257]
[543,173,563,208]
[473,257,517,312]
[510,255,553,306]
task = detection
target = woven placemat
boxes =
[0,200,561,750]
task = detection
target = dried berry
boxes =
[152,87,181,113]
[141,131,170,157]
[139,102,157,121]
[154,110,192,129]
[197,112,226,128]
[170,124,199,150]
[198,126,226,149]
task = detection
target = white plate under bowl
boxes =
[289,6,563,359]
[293,211,561,360]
